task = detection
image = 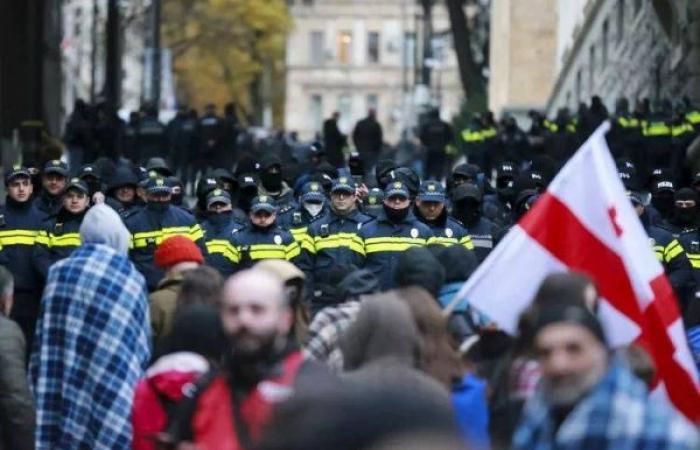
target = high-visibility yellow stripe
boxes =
[686,111,700,124]
[364,237,426,246]
[461,129,483,142]
[206,240,240,263]
[643,123,671,136]
[50,233,81,247]
[0,236,36,246]
[285,242,301,260]
[665,240,683,262]
[315,233,365,255]
[459,236,475,250]
[481,127,497,139]
[365,242,423,253]
[36,231,50,246]
[427,236,459,247]
[0,230,38,237]
[248,248,288,260]
[290,227,315,254]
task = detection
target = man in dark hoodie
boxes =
[105,166,142,219]
[258,154,297,215]
[451,183,499,263]
[663,188,699,238]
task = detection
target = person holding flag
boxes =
[454,122,700,430]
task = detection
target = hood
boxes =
[438,244,478,283]
[339,292,419,371]
[146,352,210,400]
[79,204,131,254]
[107,166,139,191]
[394,247,445,297]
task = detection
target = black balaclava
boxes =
[671,188,699,227]
[496,176,517,204]
[651,189,675,219]
[453,197,482,226]
[383,203,410,223]
[238,186,258,213]
[261,167,283,192]
[146,196,170,213]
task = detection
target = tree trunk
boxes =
[445,0,486,110]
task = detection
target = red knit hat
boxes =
[154,235,204,269]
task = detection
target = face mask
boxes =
[384,204,410,222]
[261,171,282,192]
[147,201,170,213]
[303,201,324,218]
[454,200,481,225]
[673,207,697,226]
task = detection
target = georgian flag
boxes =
[455,122,700,422]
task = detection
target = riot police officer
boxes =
[414,180,474,252]
[201,189,244,278]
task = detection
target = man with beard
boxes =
[359,181,433,290]
[451,183,499,263]
[166,269,334,450]
[414,180,474,252]
[125,177,205,291]
[513,303,698,449]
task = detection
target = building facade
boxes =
[547,0,700,115]
[488,0,558,121]
[284,0,463,143]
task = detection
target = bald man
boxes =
[170,269,336,450]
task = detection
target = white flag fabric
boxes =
[455,122,700,422]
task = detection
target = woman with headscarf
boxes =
[29,204,151,450]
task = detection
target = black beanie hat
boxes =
[532,303,607,346]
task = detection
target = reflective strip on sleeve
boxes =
[50,233,81,247]
[664,239,683,263]
[364,236,426,253]
[314,232,365,255]
[206,239,240,263]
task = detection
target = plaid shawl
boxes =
[512,358,699,450]
[30,243,151,450]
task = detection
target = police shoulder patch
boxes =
[274,235,283,245]
[445,227,453,238]
[410,228,419,238]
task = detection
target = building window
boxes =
[403,32,416,68]
[617,0,625,41]
[602,20,608,65]
[338,31,353,64]
[589,45,596,91]
[368,32,380,64]
[366,94,378,112]
[338,94,352,131]
[310,31,325,65]
[310,95,323,132]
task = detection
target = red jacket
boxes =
[132,352,210,450]
[191,350,304,450]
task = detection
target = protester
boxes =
[175,265,224,310]
[512,303,699,449]
[150,235,205,346]
[132,305,224,450]
[0,266,35,450]
[30,204,151,449]
[162,269,335,449]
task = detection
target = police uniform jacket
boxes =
[33,209,86,278]
[301,208,372,286]
[359,210,433,290]
[463,216,499,263]
[33,192,62,218]
[416,210,474,252]
[646,221,694,312]
[125,205,205,291]
[229,223,300,269]
[201,211,244,278]
[278,205,329,254]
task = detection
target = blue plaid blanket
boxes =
[30,243,151,450]
[512,358,699,450]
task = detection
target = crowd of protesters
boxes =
[0,95,700,449]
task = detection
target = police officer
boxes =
[278,181,328,254]
[414,180,474,252]
[631,191,694,313]
[483,161,518,228]
[194,104,225,178]
[663,188,699,238]
[229,195,300,269]
[0,165,47,345]
[362,187,384,218]
[77,164,103,200]
[34,178,91,278]
[105,166,142,219]
[451,183,499,263]
[419,108,455,181]
[34,159,69,218]
[125,176,205,291]
[258,154,296,214]
[201,189,244,278]
[359,181,433,290]
[137,105,168,165]
[301,177,372,305]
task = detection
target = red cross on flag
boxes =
[455,122,700,422]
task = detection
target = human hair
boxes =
[175,265,224,311]
[0,266,12,315]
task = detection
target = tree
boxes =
[162,0,291,125]
[445,0,489,113]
